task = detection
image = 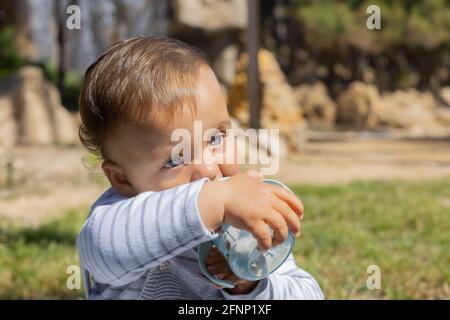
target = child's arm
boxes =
[77,177,215,287]
[77,172,303,287]
[221,254,324,300]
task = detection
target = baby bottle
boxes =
[197,179,295,288]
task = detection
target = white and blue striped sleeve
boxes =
[76,177,216,287]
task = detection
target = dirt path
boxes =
[0,182,105,226]
[272,138,450,185]
[0,146,107,226]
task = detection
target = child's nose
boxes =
[190,163,221,181]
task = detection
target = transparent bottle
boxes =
[198,179,295,288]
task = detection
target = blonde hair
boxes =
[79,36,209,158]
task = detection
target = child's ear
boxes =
[101,160,137,197]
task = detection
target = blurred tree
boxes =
[0,26,23,78]
[261,0,450,94]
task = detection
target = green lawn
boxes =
[0,179,449,299]
[292,179,450,299]
[0,209,86,299]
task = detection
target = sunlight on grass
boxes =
[0,209,86,299]
[0,179,449,299]
[291,179,450,299]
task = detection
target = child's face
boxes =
[102,66,238,196]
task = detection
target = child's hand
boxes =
[206,246,258,294]
[199,171,304,251]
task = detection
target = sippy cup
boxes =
[197,179,296,289]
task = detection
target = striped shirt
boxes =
[76,178,324,299]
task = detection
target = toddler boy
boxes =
[76,36,323,299]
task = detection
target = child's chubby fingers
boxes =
[248,221,273,251]
[205,255,223,266]
[221,273,257,291]
[204,249,258,291]
[214,272,229,280]
[206,246,232,275]
[269,184,304,219]
[221,272,241,284]
[212,272,248,290]
[206,247,224,264]
[207,259,231,275]
[262,210,289,246]
[271,197,301,237]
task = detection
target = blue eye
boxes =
[163,154,184,168]
[209,132,225,147]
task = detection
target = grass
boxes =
[291,179,450,299]
[0,178,449,299]
[0,209,86,299]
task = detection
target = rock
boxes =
[440,86,450,106]
[336,84,450,136]
[294,82,336,128]
[0,149,8,188]
[337,82,381,129]
[379,89,439,129]
[72,111,82,131]
[0,66,79,148]
[174,0,247,31]
[436,108,450,126]
[376,89,450,137]
[227,49,306,152]
[46,82,79,145]
[0,95,18,148]
[17,67,54,145]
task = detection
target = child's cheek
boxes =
[156,168,191,190]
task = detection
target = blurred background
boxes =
[0,0,449,299]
